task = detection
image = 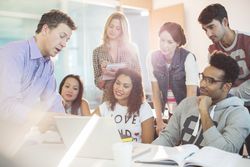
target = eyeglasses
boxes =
[199,73,225,85]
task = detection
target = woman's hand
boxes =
[101,61,116,76]
[156,120,167,135]
[62,99,70,110]
[97,79,106,89]
[101,61,108,74]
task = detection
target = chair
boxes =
[244,105,250,155]
[239,105,250,155]
[241,134,250,155]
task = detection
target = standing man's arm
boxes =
[0,43,31,121]
[230,79,250,104]
[0,43,43,156]
[40,62,64,113]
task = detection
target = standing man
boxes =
[0,9,76,155]
[198,3,250,153]
[153,53,250,153]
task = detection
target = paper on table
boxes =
[182,146,242,167]
[135,144,242,167]
[134,144,199,166]
[132,143,151,159]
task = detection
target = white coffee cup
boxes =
[112,142,133,167]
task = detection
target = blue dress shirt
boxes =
[0,37,64,121]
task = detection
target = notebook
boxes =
[55,115,121,159]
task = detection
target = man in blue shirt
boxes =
[0,10,76,155]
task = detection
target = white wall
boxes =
[154,0,250,72]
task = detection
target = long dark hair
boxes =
[109,68,144,116]
[159,22,186,46]
[59,74,83,115]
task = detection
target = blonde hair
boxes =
[102,12,130,45]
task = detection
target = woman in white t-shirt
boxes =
[93,68,154,143]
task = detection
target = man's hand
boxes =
[37,112,65,133]
[197,96,212,114]
[197,96,214,131]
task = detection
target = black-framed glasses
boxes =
[199,73,225,85]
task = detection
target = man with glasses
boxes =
[152,53,250,153]
[198,3,250,154]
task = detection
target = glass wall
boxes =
[0,0,149,109]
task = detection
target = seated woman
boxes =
[93,68,154,143]
[59,74,90,116]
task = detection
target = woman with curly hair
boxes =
[93,68,154,143]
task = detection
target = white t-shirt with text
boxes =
[99,101,153,143]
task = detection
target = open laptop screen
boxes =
[55,115,121,159]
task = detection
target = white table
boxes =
[12,143,250,167]
[13,143,174,167]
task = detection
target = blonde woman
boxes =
[93,12,141,101]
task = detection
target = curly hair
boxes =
[109,68,144,117]
[159,22,186,46]
[210,53,239,84]
[59,74,83,115]
[36,9,77,33]
[198,3,228,25]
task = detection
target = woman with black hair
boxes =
[59,74,90,116]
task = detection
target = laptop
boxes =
[55,115,121,159]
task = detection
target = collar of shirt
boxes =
[28,37,50,63]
